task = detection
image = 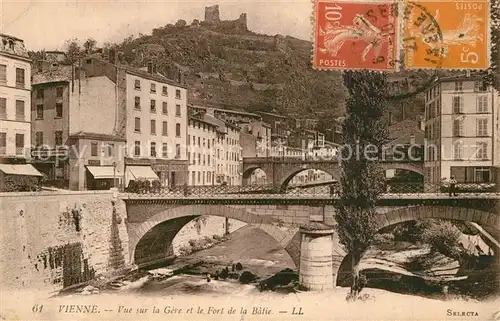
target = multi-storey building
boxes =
[31,64,125,190]
[187,116,217,185]
[0,34,32,163]
[189,104,270,157]
[81,57,189,188]
[424,74,500,184]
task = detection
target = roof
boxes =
[123,66,187,89]
[0,164,43,177]
[46,50,66,54]
[189,116,218,129]
[436,73,486,84]
[257,111,287,119]
[189,104,261,119]
[69,132,126,142]
[32,65,74,85]
[387,120,424,144]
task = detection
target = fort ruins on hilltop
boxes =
[204,4,248,31]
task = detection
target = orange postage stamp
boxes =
[403,0,490,69]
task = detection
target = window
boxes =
[208,155,211,165]
[15,68,25,88]
[453,142,463,159]
[198,137,200,146]
[55,131,63,146]
[35,132,43,147]
[150,83,156,93]
[0,132,6,154]
[55,103,63,118]
[0,64,6,84]
[452,96,463,113]
[476,118,488,136]
[150,119,156,135]
[198,171,200,183]
[474,167,490,183]
[0,98,6,119]
[91,142,98,156]
[208,139,210,149]
[15,134,24,155]
[203,154,205,165]
[107,143,114,157]
[134,79,141,90]
[192,171,195,185]
[56,87,63,97]
[192,136,195,145]
[175,104,181,116]
[150,142,157,157]
[198,153,201,165]
[162,121,168,136]
[36,88,44,99]
[162,102,168,114]
[207,171,211,183]
[175,89,181,99]
[454,81,463,91]
[134,141,141,156]
[36,104,44,119]
[162,143,168,158]
[176,123,181,137]
[175,144,181,159]
[476,142,488,160]
[477,96,488,113]
[474,81,487,92]
[134,96,141,110]
[15,100,25,121]
[162,86,168,96]
[203,138,206,147]
[134,117,141,132]
[150,99,156,113]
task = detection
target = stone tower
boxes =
[205,5,220,24]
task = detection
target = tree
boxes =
[334,71,389,300]
[83,37,97,54]
[64,38,81,64]
[175,19,187,28]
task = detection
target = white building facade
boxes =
[187,117,217,185]
[424,75,500,184]
[0,34,31,162]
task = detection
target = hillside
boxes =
[96,6,460,123]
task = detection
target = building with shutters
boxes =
[423,74,500,185]
[187,116,218,185]
[0,34,32,164]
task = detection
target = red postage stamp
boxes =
[312,0,400,71]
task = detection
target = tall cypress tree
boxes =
[334,71,389,299]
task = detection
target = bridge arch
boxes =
[278,166,341,191]
[333,205,500,286]
[127,204,301,268]
[242,166,268,185]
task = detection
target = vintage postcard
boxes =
[1,0,499,321]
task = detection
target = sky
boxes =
[1,0,313,51]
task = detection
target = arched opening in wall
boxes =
[336,218,499,299]
[243,168,268,185]
[281,168,338,193]
[242,167,267,186]
[132,208,299,279]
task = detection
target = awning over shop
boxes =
[0,164,43,177]
[86,166,122,179]
[127,166,159,180]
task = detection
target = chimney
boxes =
[419,116,425,131]
[388,112,393,125]
[147,62,153,74]
[410,134,415,145]
[466,70,471,77]
[152,64,157,74]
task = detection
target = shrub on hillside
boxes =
[393,219,434,243]
[421,221,462,259]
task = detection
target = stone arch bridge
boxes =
[242,157,424,189]
[123,194,499,291]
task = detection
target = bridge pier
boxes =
[299,223,335,291]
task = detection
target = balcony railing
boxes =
[124,182,499,197]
